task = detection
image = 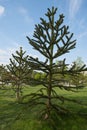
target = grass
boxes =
[0,85,87,130]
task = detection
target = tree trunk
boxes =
[16,85,21,102]
[45,71,52,119]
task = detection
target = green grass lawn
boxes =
[0,86,87,130]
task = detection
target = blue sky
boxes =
[0,0,87,65]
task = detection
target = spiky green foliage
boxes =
[7,47,32,101]
[26,7,87,119]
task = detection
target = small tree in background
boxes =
[25,7,87,119]
[7,47,32,101]
[0,65,11,88]
[0,65,6,87]
[69,57,87,87]
[55,58,87,88]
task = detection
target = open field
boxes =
[0,86,87,130]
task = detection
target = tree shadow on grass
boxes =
[0,89,87,130]
[0,101,87,130]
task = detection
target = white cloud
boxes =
[0,31,23,65]
[0,44,21,65]
[0,49,9,65]
[18,7,34,24]
[69,0,82,19]
[19,7,27,15]
[0,5,5,16]
[77,31,87,39]
[0,49,7,54]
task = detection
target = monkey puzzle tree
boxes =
[0,64,11,88]
[26,7,87,119]
[7,47,32,101]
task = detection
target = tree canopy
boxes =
[24,7,87,119]
[7,47,32,101]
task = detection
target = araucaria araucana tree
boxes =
[26,7,87,119]
[0,64,11,88]
[7,47,32,101]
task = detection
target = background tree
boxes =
[69,57,87,88]
[55,58,87,89]
[7,47,32,101]
[74,57,84,69]
[25,7,87,119]
[0,64,11,88]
